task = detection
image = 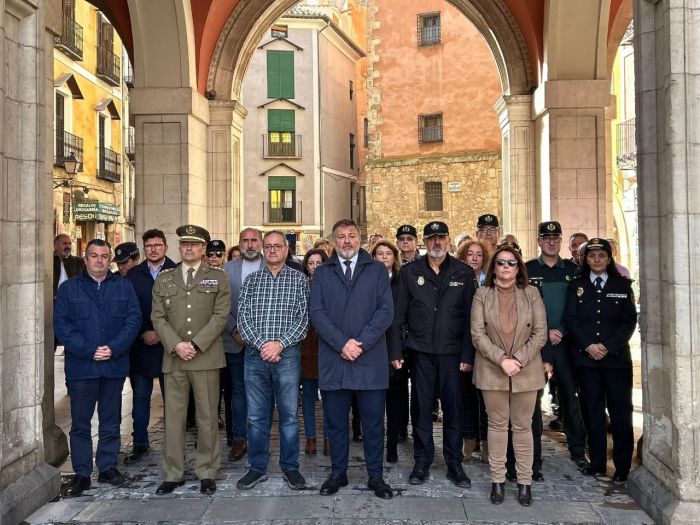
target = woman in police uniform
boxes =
[564,238,637,482]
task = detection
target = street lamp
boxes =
[63,152,79,175]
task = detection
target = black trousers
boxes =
[460,371,488,441]
[577,366,633,474]
[507,389,543,474]
[411,351,463,469]
[386,365,409,445]
[551,341,587,458]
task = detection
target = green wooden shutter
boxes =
[267,50,294,99]
[268,176,296,190]
[267,109,295,132]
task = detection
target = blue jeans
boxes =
[244,345,300,473]
[68,377,125,477]
[225,352,248,441]
[129,371,164,446]
[301,378,327,439]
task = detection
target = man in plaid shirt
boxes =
[236,230,309,491]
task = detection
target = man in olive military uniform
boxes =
[151,224,231,496]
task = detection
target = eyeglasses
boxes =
[264,244,285,251]
[495,259,518,267]
[479,227,499,234]
[397,236,415,242]
[144,243,165,250]
[207,251,224,258]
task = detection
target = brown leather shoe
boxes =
[490,482,505,504]
[462,438,477,461]
[229,440,247,461]
[517,483,532,506]
[305,437,317,455]
[323,439,330,456]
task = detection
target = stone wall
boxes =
[365,151,501,241]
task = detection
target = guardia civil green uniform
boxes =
[151,225,231,482]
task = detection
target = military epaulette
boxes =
[209,266,224,271]
[159,267,176,274]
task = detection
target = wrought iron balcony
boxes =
[54,15,83,61]
[616,118,637,169]
[97,146,121,183]
[125,126,135,160]
[125,197,135,225]
[54,131,84,169]
[263,201,302,224]
[124,61,134,88]
[263,133,302,158]
[97,47,121,86]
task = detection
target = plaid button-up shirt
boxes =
[237,264,309,351]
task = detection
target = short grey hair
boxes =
[239,227,263,242]
[263,230,288,246]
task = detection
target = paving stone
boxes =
[24,500,90,524]
[74,498,211,522]
[333,495,467,521]
[591,502,655,524]
[465,501,602,524]
[204,496,334,521]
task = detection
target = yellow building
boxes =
[53,0,134,255]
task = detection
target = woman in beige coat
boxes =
[471,245,548,506]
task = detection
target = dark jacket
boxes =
[309,250,394,391]
[126,257,178,377]
[389,255,476,364]
[54,271,141,380]
[564,274,637,369]
[53,254,85,297]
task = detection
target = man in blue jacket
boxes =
[124,229,177,464]
[53,239,141,497]
[310,219,394,499]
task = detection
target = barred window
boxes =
[424,181,443,211]
[418,113,443,144]
[418,12,441,47]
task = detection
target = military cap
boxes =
[538,220,562,236]
[207,239,226,253]
[423,221,449,238]
[176,224,210,243]
[113,242,139,263]
[396,224,417,238]
[582,238,612,258]
[477,214,499,228]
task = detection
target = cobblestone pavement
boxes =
[31,358,653,524]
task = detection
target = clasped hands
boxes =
[500,357,522,377]
[93,345,112,361]
[342,339,363,361]
[585,343,608,360]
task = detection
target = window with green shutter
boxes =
[267,110,297,156]
[267,109,295,132]
[267,50,295,99]
[268,176,296,222]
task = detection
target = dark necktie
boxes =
[187,267,195,288]
[344,260,352,285]
[594,276,603,292]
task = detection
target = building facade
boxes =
[53,0,134,255]
[362,0,503,242]
[240,1,365,253]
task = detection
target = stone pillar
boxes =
[495,95,537,256]
[130,88,211,248]
[207,99,247,246]
[0,1,62,523]
[533,80,611,243]
[627,1,700,522]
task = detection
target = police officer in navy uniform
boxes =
[565,238,637,482]
[396,224,420,265]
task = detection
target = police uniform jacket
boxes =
[564,274,637,369]
[126,257,178,377]
[471,285,548,393]
[389,254,476,364]
[151,263,231,373]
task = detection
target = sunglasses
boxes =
[495,259,518,267]
[207,251,224,258]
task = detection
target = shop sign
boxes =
[73,201,121,223]
[447,182,462,192]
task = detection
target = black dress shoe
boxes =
[446,466,471,488]
[408,464,429,485]
[319,473,349,495]
[505,469,517,483]
[368,477,393,499]
[517,483,532,506]
[65,475,91,497]
[572,456,590,470]
[612,471,628,483]
[532,471,544,482]
[97,468,127,486]
[156,480,185,495]
[386,443,398,463]
[124,444,149,464]
[582,466,607,477]
[200,479,216,495]
[490,482,505,504]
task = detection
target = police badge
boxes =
[417,276,425,286]
[576,287,584,297]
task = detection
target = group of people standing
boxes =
[52,211,637,507]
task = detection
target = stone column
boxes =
[0,1,62,523]
[130,87,211,248]
[627,1,700,523]
[495,95,537,256]
[533,80,611,243]
[207,99,247,246]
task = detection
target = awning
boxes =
[95,98,121,120]
[54,73,84,99]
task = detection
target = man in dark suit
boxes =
[53,233,85,297]
[310,219,394,499]
[124,229,177,464]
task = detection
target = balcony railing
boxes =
[54,15,83,61]
[263,201,302,224]
[97,146,121,182]
[125,197,135,225]
[124,61,134,88]
[263,133,302,158]
[54,130,84,168]
[616,118,637,169]
[125,126,135,160]
[97,47,121,86]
